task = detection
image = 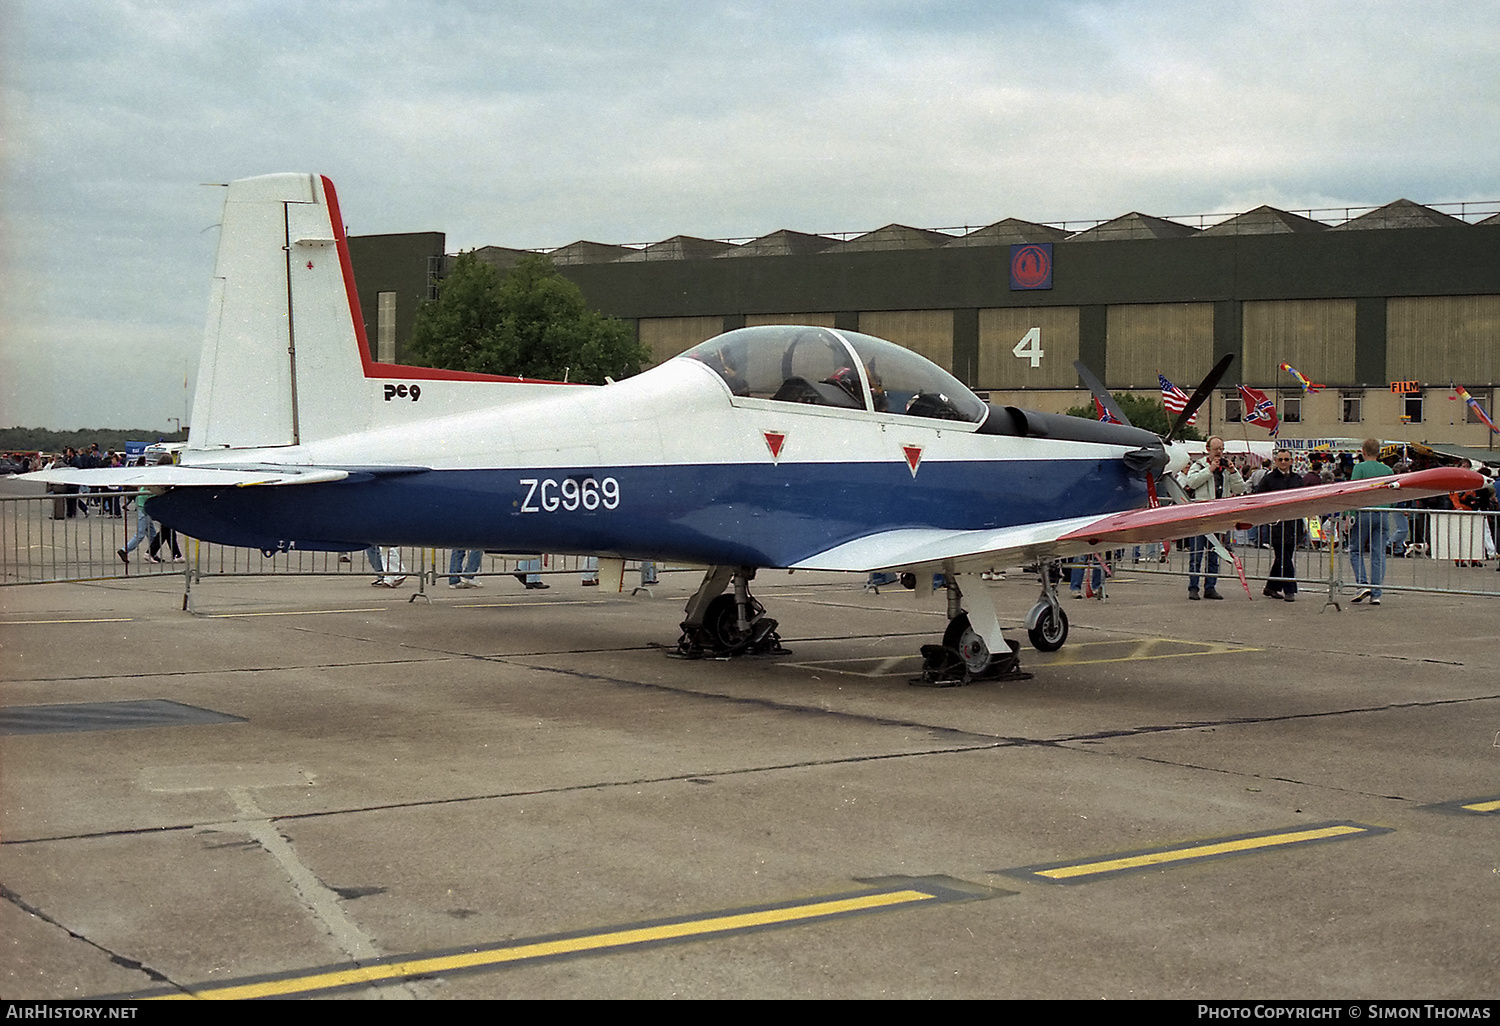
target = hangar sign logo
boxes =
[1010,243,1053,291]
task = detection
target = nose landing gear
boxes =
[1024,563,1069,652]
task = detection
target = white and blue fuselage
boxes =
[152,353,1151,569]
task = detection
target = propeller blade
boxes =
[1158,472,1190,505]
[1166,354,1234,442]
[1073,360,1132,428]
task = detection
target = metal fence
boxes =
[3,489,1497,600]
[1107,509,1500,599]
[0,490,660,599]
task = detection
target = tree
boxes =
[406,253,649,384]
[1065,392,1203,440]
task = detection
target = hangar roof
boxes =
[1067,211,1201,241]
[944,218,1070,247]
[469,245,531,272]
[1330,198,1469,231]
[838,224,955,252]
[1199,205,1329,236]
[719,229,838,258]
[616,235,740,261]
[453,199,1496,265]
[550,240,634,265]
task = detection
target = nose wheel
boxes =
[1023,561,1070,652]
[1026,603,1068,652]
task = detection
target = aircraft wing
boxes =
[15,465,353,488]
[792,466,1483,574]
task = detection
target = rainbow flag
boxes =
[1278,362,1324,394]
[1454,385,1499,433]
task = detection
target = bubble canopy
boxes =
[680,326,988,424]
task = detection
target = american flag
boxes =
[1238,384,1280,437]
[1158,373,1197,425]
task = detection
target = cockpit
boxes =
[680,326,989,424]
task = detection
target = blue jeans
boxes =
[122,512,156,554]
[1069,560,1103,592]
[449,549,482,585]
[1188,535,1219,592]
[1349,511,1388,598]
[1388,510,1409,556]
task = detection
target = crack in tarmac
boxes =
[2,884,183,993]
[1124,754,1414,802]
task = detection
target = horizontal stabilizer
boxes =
[16,466,351,488]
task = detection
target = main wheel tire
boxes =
[1027,604,1068,652]
[942,613,993,675]
[703,593,764,652]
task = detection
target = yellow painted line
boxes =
[780,638,1258,677]
[0,617,134,624]
[1460,799,1500,813]
[156,888,934,999]
[1040,638,1260,667]
[200,607,388,618]
[1006,822,1387,885]
[1036,825,1365,880]
[778,655,923,678]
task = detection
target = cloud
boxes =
[3,0,1497,427]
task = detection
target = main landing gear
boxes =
[916,574,1029,686]
[673,566,788,659]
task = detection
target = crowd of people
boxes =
[1174,436,1496,605]
[3,445,185,569]
[1061,437,1497,606]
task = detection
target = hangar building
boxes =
[347,199,1500,449]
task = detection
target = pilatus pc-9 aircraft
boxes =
[25,174,1481,682]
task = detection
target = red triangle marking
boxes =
[902,445,923,475]
[764,431,786,459]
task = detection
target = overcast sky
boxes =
[2,0,1496,431]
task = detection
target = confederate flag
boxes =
[1238,384,1280,437]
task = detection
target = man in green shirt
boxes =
[1349,438,1393,605]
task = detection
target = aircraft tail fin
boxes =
[188,173,581,455]
[189,172,585,453]
[189,173,369,450]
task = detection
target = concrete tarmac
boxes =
[2,566,1496,1000]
